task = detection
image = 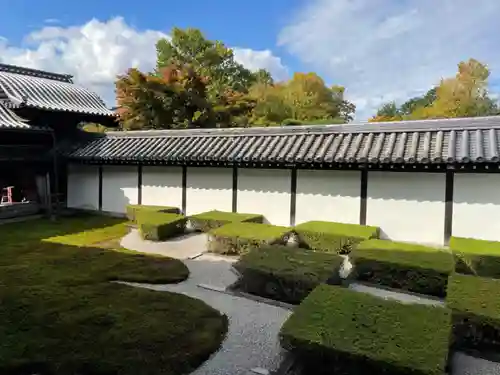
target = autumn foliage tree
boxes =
[370,59,499,122]
[116,64,212,129]
[115,27,356,130]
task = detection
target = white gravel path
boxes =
[121,229,208,259]
[120,232,292,375]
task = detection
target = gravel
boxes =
[121,229,208,259]
[120,252,292,375]
[451,352,500,375]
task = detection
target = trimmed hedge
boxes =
[189,210,264,232]
[280,284,451,375]
[207,222,291,255]
[294,221,379,254]
[126,204,181,223]
[234,245,344,304]
[351,239,454,297]
[450,236,500,278]
[137,212,187,241]
[447,274,500,351]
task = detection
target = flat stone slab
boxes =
[348,283,445,307]
[120,229,208,260]
[451,352,500,375]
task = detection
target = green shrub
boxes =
[138,212,187,241]
[234,245,344,304]
[189,210,264,232]
[450,237,500,278]
[280,284,451,375]
[126,204,181,223]
[447,274,500,351]
[294,221,379,254]
[351,239,454,298]
[207,222,291,255]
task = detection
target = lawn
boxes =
[0,214,228,375]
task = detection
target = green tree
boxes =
[156,28,256,100]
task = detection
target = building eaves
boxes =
[66,116,500,166]
[0,102,49,131]
[0,70,115,117]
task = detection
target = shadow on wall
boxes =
[367,172,445,203]
[297,170,361,198]
[237,169,290,194]
[142,166,183,189]
[453,173,500,206]
[101,166,138,214]
[187,168,232,191]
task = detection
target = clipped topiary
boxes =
[234,245,344,304]
[280,284,452,375]
[450,236,500,279]
[447,274,500,352]
[189,210,264,232]
[208,222,291,255]
[137,212,187,241]
[351,239,454,298]
[126,204,181,224]
[294,221,379,254]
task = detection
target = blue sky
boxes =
[1,0,499,119]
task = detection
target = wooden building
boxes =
[0,63,115,219]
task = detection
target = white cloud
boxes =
[233,48,288,81]
[0,17,288,107]
[278,0,500,119]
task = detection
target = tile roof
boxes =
[66,116,500,166]
[0,102,35,130]
[0,64,115,117]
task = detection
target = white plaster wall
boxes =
[186,167,232,215]
[101,166,138,213]
[296,170,361,225]
[453,174,500,241]
[366,172,446,245]
[141,166,183,209]
[237,169,291,226]
[67,164,99,210]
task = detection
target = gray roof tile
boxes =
[66,116,500,165]
[0,64,115,117]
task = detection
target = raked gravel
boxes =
[119,232,292,375]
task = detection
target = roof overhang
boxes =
[65,116,500,168]
[0,102,49,132]
[0,71,116,118]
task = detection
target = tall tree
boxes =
[371,59,499,122]
[115,65,212,130]
[250,73,355,125]
[156,28,256,100]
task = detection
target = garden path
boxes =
[120,230,292,375]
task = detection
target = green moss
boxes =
[189,210,264,232]
[281,284,451,375]
[447,274,500,351]
[137,212,187,241]
[294,220,379,254]
[0,215,227,375]
[208,222,291,255]
[126,204,181,223]
[450,237,500,278]
[352,239,454,297]
[234,246,344,304]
